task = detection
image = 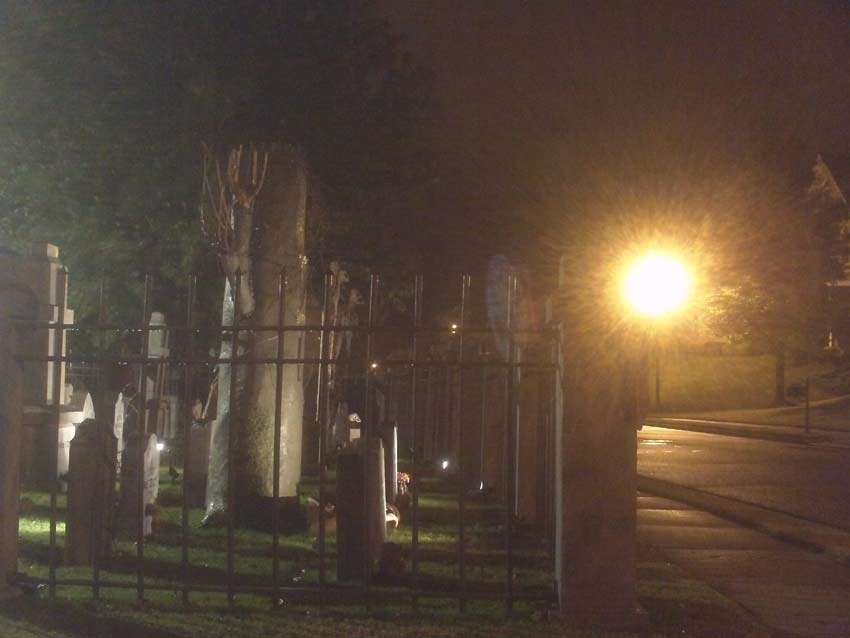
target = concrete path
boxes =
[638,493,850,638]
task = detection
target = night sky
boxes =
[380,1,850,280]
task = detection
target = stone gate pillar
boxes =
[0,297,24,598]
[554,255,647,629]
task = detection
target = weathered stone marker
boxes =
[3,243,77,489]
[143,434,161,535]
[336,437,387,582]
[116,432,160,538]
[65,419,116,565]
[186,422,211,508]
[113,392,125,473]
[56,389,95,482]
[382,423,398,504]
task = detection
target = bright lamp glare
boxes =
[623,253,691,318]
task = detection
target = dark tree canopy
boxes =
[0,0,434,325]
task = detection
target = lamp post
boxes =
[622,252,692,320]
[623,252,693,412]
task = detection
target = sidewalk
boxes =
[637,491,850,637]
[638,475,850,569]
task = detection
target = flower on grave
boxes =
[397,472,411,494]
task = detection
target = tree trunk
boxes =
[236,145,307,518]
[204,144,307,526]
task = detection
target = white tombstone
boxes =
[57,389,96,478]
[384,424,398,504]
[113,392,125,471]
[143,434,160,536]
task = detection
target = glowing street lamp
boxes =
[622,252,692,319]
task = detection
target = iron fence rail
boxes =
[15,271,561,616]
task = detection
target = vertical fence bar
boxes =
[503,274,516,616]
[136,274,152,603]
[457,275,469,612]
[547,360,557,569]
[362,274,377,610]
[479,365,487,490]
[386,368,394,424]
[271,270,286,606]
[48,268,68,601]
[92,278,106,600]
[226,272,241,608]
[426,368,434,461]
[181,276,196,605]
[410,274,423,608]
[654,350,661,412]
[316,274,330,606]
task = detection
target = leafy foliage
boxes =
[704,151,850,352]
[0,1,433,327]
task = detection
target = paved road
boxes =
[638,426,850,531]
[638,494,850,638]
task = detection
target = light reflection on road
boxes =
[640,436,704,454]
[638,425,850,530]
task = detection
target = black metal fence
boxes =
[13,269,562,614]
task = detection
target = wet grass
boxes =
[16,467,554,601]
[9,470,772,637]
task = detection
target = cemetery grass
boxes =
[11,470,769,637]
[17,468,554,601]
[1,560,773,638]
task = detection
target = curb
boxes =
[636,474,850,569]
[643,418,830,444]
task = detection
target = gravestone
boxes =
[56,389,95,480]
[143,434,161,536]
[186,422,211,508]
[65,419,116,565]
[116,432,160,538]
[4,243,77,489]
[147,312,169,360]
[113,392,125,473]
[336,437,386,582]
[382,423,398,504]
[146,311,170,439]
